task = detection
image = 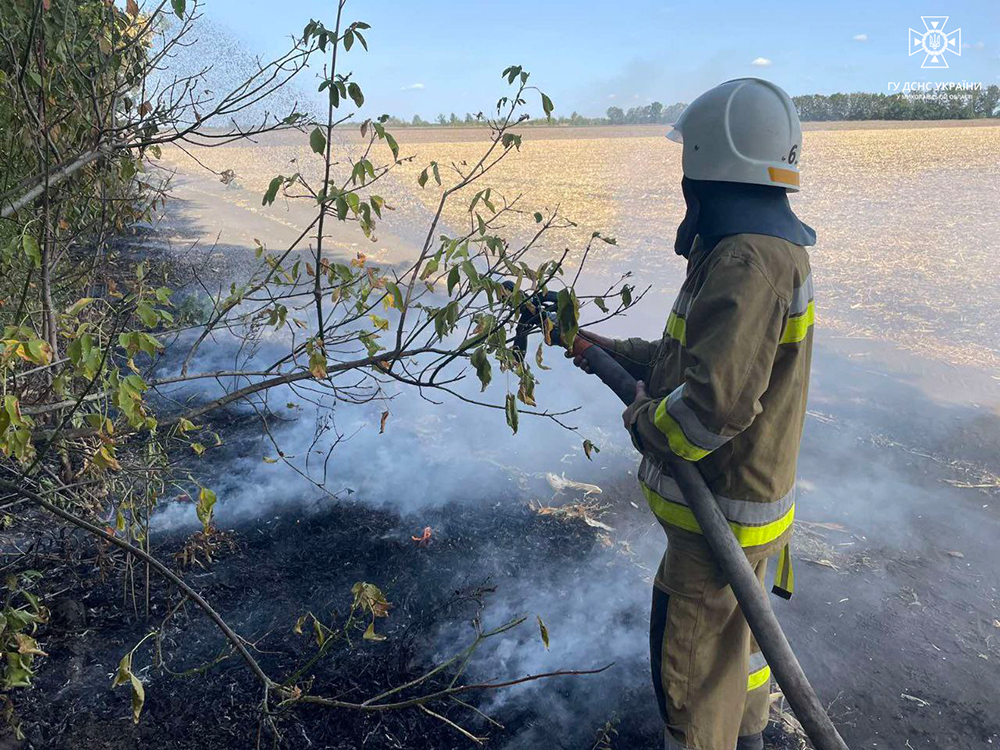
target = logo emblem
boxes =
[909,16,961,68]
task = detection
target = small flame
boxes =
[411,526,432,546]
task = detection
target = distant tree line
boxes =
[385,101,688,127]
[389,86,1000,127]
[793,87,1000,121]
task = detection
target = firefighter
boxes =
[570,78,815,750]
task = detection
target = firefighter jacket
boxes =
[614,233,813,591]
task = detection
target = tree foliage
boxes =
[0,0,631,737]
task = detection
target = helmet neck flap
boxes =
[673,177,816,258]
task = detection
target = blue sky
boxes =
[199,0,999,119]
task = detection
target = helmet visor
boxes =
[666,128,683,143]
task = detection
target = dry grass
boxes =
[769,691,810,749]
[533,501,613,529]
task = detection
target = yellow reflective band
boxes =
[665,312,687,346]
[768,167,800,187]
[747,665,771,691]
[780,301,814,344]
[772,543,795,599]
[653,399,711,461]
[642,484,795,548]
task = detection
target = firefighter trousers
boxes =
[650,526,772,750]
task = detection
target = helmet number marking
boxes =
[787,145,798,165]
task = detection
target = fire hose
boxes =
[507,283,850,750]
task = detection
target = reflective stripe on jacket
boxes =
[616,232,813,557]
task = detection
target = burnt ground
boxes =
[5,472,805,750]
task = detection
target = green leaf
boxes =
[310,127,327,155]
[471,347,491,391]
[344,29,355,51]
[137,333,162,357]
[534,342,551,371]
[556,289,579,350]
[593,297,608,314]
[533,212,543,223]
[64,298,94,317]
[359,331,384,357]
[22,235,40,268]
[501,133,522,151]
[419,258,439,281]
[447,266,460,296]
[136,302,158,328]
[517,368,536,406]
[313,618,326,646]
[348,82,364,108]
[171,0,185,18]
[417,168,428,188]
[537,615,550,648]
[196,487,217,531]
[541,92,555,120]
[461,260,480,287]
[121,158,137,181]
[505,393,519,435]
[384,132,399,160]
[431,162,441,185]
[26,338,52,366]
[262,175,283,206]
[112,651,146,724]
[4,652,33,688]
[309,343,328,378]
[385,282,405,311]
[583,439,600,461]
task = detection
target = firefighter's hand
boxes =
[564,348,592,374]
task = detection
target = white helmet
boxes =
[667,78,803,192]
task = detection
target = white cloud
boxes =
[400,83,425,91]
[852,33,868,42]
[962,41,985,50]
[607,93,617,100]
[751,57,772,67]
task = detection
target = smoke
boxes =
[149,17,322,129]
[151,316,637,528]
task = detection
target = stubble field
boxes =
[161,120,1000,373]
